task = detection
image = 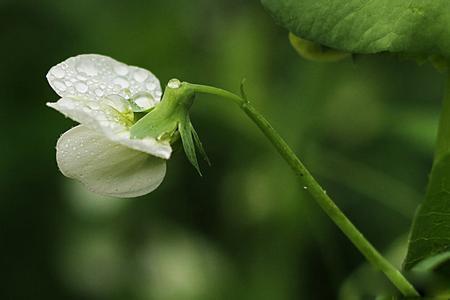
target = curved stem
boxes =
[188,83,419,297]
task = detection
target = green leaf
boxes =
[261,0,450,60]
[411,251,450,273]
[404,154,450,270]
[409,252,450,296]
[405,75,450,275]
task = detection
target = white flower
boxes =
[47,54,172,197]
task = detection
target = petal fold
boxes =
[47,97,171,159]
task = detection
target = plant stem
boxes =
[188,83,420,297]
[433,73,450,165]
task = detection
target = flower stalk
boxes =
[187,83,420,297]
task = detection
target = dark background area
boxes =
[0,0,445,299]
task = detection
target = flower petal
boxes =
[48,97,171,159]
[47,54,162,110]
[56,125,166,198]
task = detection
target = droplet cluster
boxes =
[46,54,162,110]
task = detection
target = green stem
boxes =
[433,73,450,165]
[188,83,419,297]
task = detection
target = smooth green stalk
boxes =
[187,83,419,297]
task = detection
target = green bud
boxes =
[289,32,350,62]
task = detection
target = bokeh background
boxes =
[0,0,446,299]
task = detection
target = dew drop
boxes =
[303,186,308,190]
[54,80,67,91]
[113,64,129,76]
[145,82,156,90]
[113,77,130,89]
[167,78,181,89]
[133,69,149,82]
[75,82,88,93]
[51,66,65,79]
[77,75,87,81]
[76,60,98,76]
[95,88,104,97]
[103,95,131,113]
[132,92,155,109]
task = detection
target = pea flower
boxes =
[47,54,176,197]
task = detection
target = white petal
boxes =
[47,54,161,110]
[47,97,172,159]
[56,125,166,198]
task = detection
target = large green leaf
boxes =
[404,154,450,270]
[261,0,450,59]
[404,75,450,273]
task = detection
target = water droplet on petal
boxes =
[133,69,149,82]
[51,66,65,79]
[113,77,130,89]
[102,95,132,113]
[167,78,181,89]
[75,82,88,93]
[94,88,104,97]
[113,64,129,76]
[132,92,155,109]
[146,82,156,90]
[54,80,67,91]
[76,60,98,76]
[77,75,87,81]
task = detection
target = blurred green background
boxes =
[0,0,446,299]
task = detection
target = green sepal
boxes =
[130,80,211,175]
[179,115,202,176]
[190,122,211,166]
